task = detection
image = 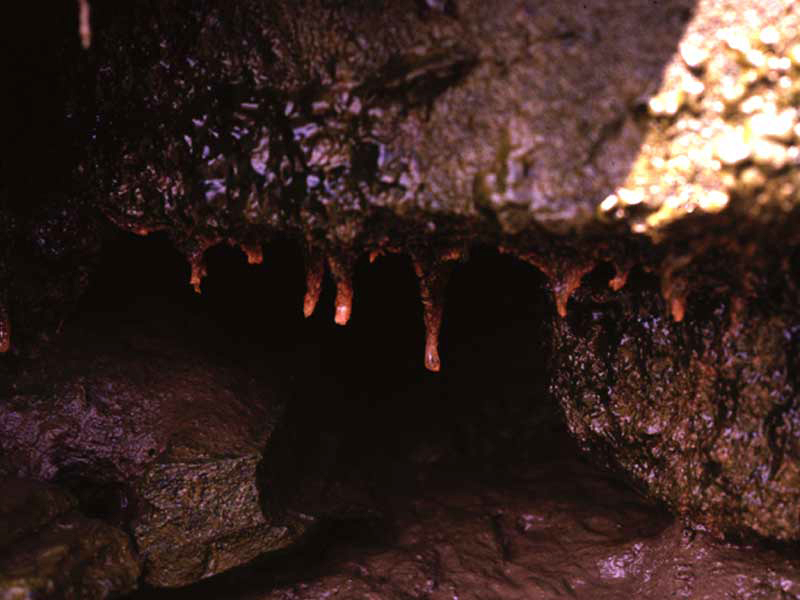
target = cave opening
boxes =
[43,231,679,598]
[70,229,563,476]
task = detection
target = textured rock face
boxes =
[133,455,307,588]
[77,0,800,244]
[0,479,140,600]
[549,265,800,541]
[3,0,798,359]
[1,0,799,360]
[0,323,307,587]
[82,0,693,241]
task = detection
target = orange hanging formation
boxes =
[413,249,463,372]
[188,249,208,294]
[503,248,594,319]
[327,254,355,326]
[303,251,325,318]
[242,243,263,265]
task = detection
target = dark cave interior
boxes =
[50,231,668,597]
[5,229,800,598]
[73,231,557,461]
[70,230,567,488]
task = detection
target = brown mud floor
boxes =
[27,234,790,600]
[133,451,800,600]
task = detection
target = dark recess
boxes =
[58,232,654,597]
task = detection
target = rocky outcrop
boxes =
[0,479,140,599]
[52,0,792,373]
[549,263,800,541]
[4,0,800,367]
[77,0,800,244]
[0,323,309,587]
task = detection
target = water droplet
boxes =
[698,190,729,213]
[790,45,800,66]
[679,39,709,69]
[714,127,751,166]
[599,194,619,213]
[751,138,789,169]
[759,25,780,46]
[748,108,796,141]
[647,89,684,116]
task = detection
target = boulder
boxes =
[0,325,309,587]
[549,265,800,541]
[1,0,800,556]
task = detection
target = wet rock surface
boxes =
[0,478,140,600]
[5,0,800,363]
[132,434,800,600]
[550,263,800,541]
[75,0,800,245]
[0,313,306,587]
[3,2,800,596]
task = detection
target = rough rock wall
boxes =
[2,0,800,548]
[3,0,798,361]
[550,261,800,540]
